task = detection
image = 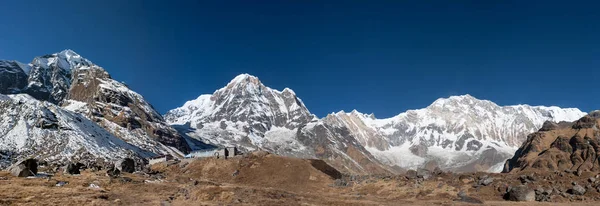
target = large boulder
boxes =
[569,185,586,195]
[116,158,135,173]
[477,175,494,186]
[106,164,121,178]
[504,185,535,202]
[8,159,38,177]
[63,163,83,175]
[416,168,432,180]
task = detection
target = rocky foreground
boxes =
[1,152,600,205]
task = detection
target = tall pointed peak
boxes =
[282,87,296,95]
[32,49,93,70]
[57,49,79,56]
[228,73,261,85]
[218,73,265,94]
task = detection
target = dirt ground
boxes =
[1,152,600,206]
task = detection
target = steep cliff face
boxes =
[503,111,600,173]
[0,60,29,94]
[63,64,190,155]
[25,50,93,104]
[1,50,190,157]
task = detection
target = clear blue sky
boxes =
[1,1,598,117]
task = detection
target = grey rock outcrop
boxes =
[504,185,535,202]
[8,159,37,177]
[0,60,28,94]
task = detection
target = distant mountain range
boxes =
[165,74,586,173]
[0,50,588,174]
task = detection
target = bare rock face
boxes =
[503,113,600,173]
[0,60,28,94]
[25,50,92,104]
[65,65,190,154]
[539,121,559,131]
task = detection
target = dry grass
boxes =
[2,152,600,205]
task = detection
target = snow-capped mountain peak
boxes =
[166,75,587,174]
[428,94,494,109]
[166,74,314,131]
[165,74,389,174]
[281,87,296,95]
[31,49,92,71]
[25,49,95,104]
[228,73,259,85]
[2,50,191,160]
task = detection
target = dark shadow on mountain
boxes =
[171,123,218,152]
[309,159,342,179]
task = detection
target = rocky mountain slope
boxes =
[503,111,600,173]
[339,95,585,172]
[0,60,29,94]
[0,50,189,164]
[165,74,390,174]
[0,94,154,168]
[167,74,586,173]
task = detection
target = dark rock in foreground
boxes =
[8,159,38,177]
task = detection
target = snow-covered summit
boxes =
[165,74,314,130]
[31,49,93,71]
[166,76,587,173]
[228,73,259,85]
[4,50,191,156]
[329,94,586,172]
[25,49,95,104]
[165,74,388,174]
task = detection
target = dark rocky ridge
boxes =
[504,111,600,173]
[0,60,28,94]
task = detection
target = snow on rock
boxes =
[4,50,190,158]
[25,50,94,104]
[165,74,390,174]
[0,60,29,94]
[166,75,586,173]
[0,94,154,169]
[337,94,585,172]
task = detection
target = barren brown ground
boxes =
[1,152,599,205]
